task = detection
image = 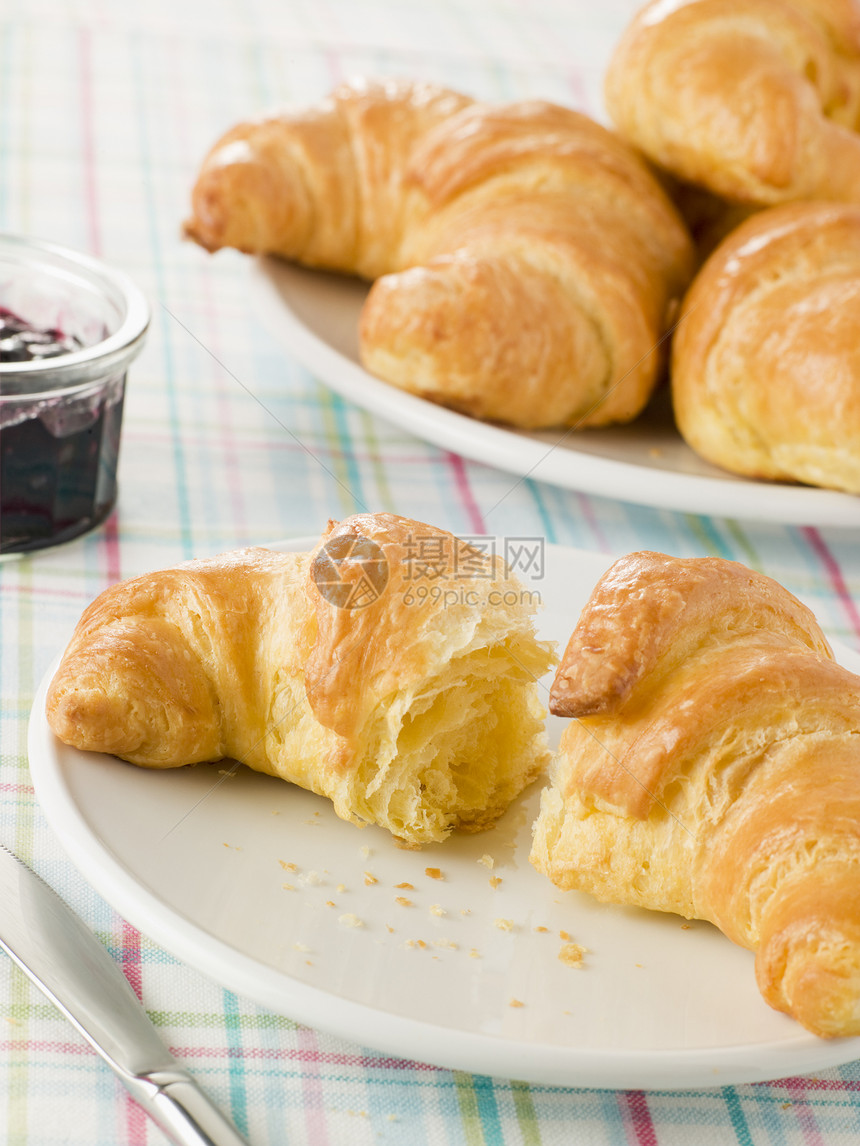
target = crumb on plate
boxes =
[559,942,587,968]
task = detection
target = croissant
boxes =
[46,513,555,848]
[606,0,860,210]
[672,200,860,493]
[530,550,860,1037]
[185,79,694,429]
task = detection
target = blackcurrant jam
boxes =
[0,233,149,555]
[1,309,124,555]
[0,307,84,362]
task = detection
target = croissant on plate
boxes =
[185,78,694,429]
[672,200,860,494]
[46,513,555,848]
[606,0,860,210]
[530,550,860,1037]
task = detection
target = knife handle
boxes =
[126,1070,251,1146]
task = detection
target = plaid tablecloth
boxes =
[2,0,860,1142]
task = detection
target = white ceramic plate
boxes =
[28,541,860,1090]
[251,257,860,527]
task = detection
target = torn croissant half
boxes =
[46,514,555,848]
[530,550,860,1037]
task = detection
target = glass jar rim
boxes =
[0,233,150,397]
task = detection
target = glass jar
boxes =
[0,234,150,554]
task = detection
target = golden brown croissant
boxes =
[531,550,860,1037]
[185,79,694,429]
[46,513,555,848]
[672,200,860,493]
[606,0,860,210]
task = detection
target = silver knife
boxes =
[0,844,250,1146]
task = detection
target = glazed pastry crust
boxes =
[185,79,693,430]
[672,200,860,493]
[606,0,860,209]
[531,551,860,1038]
[46,514,555,848]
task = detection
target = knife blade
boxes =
[0,843,250,1146]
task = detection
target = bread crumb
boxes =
[404,939,417,949]
[395,882,414,890]
[386,925,395,934]
[363,872,378,886]
[494,918,514,932]
[279,860,298,872]
[460,908,472,916]
[281,883,295,891]
[559,942,587,968]
[649,446,663,458]
[635,962,644,968]
[433,939,457,950]
[338,913,364,928]
[509,998,524,1008]
[429,904,446,917]
[478,854,494,869]
[360,846,371,858]
[325,900,336,907]
[489,877,502,889]
[417,939,427,949]
[534,926,549,933]
[681,923,692,930]
[559,929,571,941]
[305,960,313,966]
[425,867,443,880]
[469,948,481,959]
[299,870,323,886]
[337,883,346,894]
[292,942,311,953]
[395,896,413,907]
